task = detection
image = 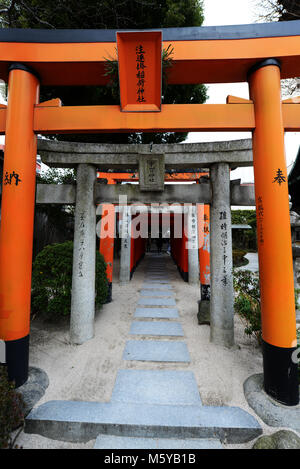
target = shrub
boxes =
[234,269,300,384]
[31,241,108,319]
[232,249,248,267]
[233,269,262,344]
[0,367,24,449]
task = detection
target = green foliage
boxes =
[233,269,262,344]
[33,169,75,258]
[1,0,204,31]
[231,209,257,228]
[95,249,110,307]
[31,241,108,319]
[36,168,76,185]
[231,209,257,251]
[295,288,300,310]
[0,0,208,145]
[234,270,300,382]
[0,367,24,449]
[232,249,248,267]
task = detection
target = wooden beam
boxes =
[1,23,300,84]
[32,104,255,134]
[0,103,298,135]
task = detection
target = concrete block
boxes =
[130,321,183,337]
[94,435,223,449]
[140,290,174,297]
[134,307,179,319]
[198,300,210,325]
[111,370,201,405]
[123,340,190,363]
[138,298,176,306]
[142,283,173,290]
[25,400,262,443]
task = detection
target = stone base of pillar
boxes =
[210,326,234,349]
[197,300,210,325]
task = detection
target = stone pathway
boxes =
[236,252,259,272]
[25,253,262,448]
[95,255,221,448]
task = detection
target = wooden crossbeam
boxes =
[0,102,299,135]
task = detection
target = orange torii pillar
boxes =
[98,204,115,303]
[248,59,299,406]
[0,64,39,387]
[198,204,211,325]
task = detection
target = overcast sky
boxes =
[186,0,300,183]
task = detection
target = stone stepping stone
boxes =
[147,267,165,270]
[142,283,173,290]
[146,277,169,280]
[146,267,164,270]
[26,400,262,444]
[140,290,174,297]
[146,273,168,277]
[134,307,179,319]
[146,271,166,274]
[130,321,183,337]
[111,370,200,405]
[138,297,176,307]
[146,273,166,276]
[143,279,171,284]
[94,435,223,449]
[146,267,165,270]
[123,340,190,363]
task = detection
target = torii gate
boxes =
[97,171,208,183]
[0,22,299,406]
[97,171,210,299]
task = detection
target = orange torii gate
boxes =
[97,172,209,302]
[97,171,207,183]
[0,22,299,405]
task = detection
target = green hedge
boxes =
[31,241,108,319]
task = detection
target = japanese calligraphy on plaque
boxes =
[136,45,146,103]
[139,153,165,192]
[116,31,162,112]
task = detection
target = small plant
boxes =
[0,367,24,449]
[234,271,300,384]
[31,241,108,319]
[295,288,300,310]
[233,269,262,344]
[232,249,248,267]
